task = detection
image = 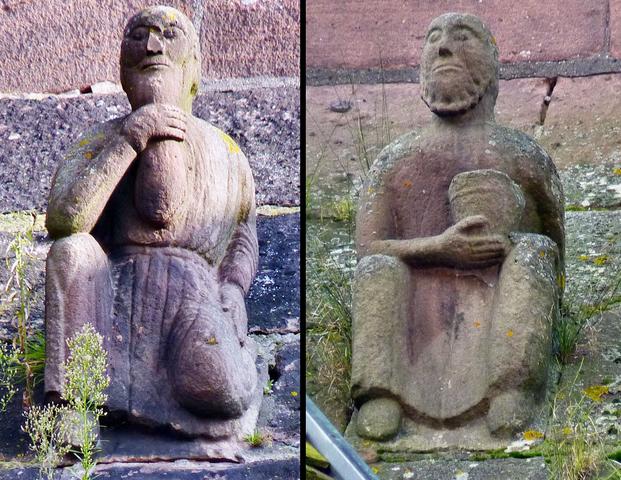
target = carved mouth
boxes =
[433,64,463,73]
[140,61,170,71]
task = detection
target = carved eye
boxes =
[428,30,441,43]
[163,28,176,40]
[130,27,148,41]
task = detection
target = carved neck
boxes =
[431,92,496,129]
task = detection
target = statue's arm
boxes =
[357,168,508,269]
[46,124,138,239]
[46,104,188,239]
[218,156,259,295]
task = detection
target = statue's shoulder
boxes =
[491,124,558,176]
[63,118,124,162]
[192,116,248,161]
[367,130,422,185]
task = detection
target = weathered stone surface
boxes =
[0,88,299,212]
[373,457,548,480]
[258,340,301,439]
[348,14,563,451]
[538,74,621,170]
[0,454,300,480]
[306,78,551,192]
[307,0,607,71]
[611,0,621,59]
[248,213,300,333]
[0,0,299,94]
[560,162,621,210]
[0,213,299,341]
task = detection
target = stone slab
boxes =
[538,74,621,170]
[0,88,299,212]
[0,455,300,480]
[560,162,621,210]
[0,212,300,339]
[373,457,548,480]
[306,1,607,71]
[0,0,299,94]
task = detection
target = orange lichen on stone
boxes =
[506,329,514,337]
[523,430,544,441]
[403,180,413,188]
[473,321,481,328]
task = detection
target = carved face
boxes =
[120,6,200,111]
[420,14,498,116]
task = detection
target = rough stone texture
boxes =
[307,1,607,71]
[0,0,299,94]
[612,0,621,59]
[538,74,621,170]
[306,78,551,194]
[0,88,299,212]
[248,213,300,333]
[0,213,300,340]
[373,457,548,480]
[560,162,621,210]
[347,14,564,451]
[0,454,300,480]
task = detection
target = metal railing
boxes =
[306,396,380,480]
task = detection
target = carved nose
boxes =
[146,32,164,54]
[438,45,452,57]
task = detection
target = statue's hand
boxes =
[220,282,248,346]
[437,215,510,269]
[121,104,187,152]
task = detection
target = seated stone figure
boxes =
[44,6,261,438]
[349,13,564,450]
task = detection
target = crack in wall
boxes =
[538,76,558,126]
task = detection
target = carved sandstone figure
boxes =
[44,6,260,438]
[350,13,564,450]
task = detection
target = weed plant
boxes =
[23,323,109,480]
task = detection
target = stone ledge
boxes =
[0,87,300,212]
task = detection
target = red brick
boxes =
[307,0,607,70]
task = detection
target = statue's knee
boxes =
[355,254,408,282]
[48,233,105,271]
[171,339,254,418]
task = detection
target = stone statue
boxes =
[349,13,564,451]
[44,6,262,439]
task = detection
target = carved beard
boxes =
[421,66,492,116]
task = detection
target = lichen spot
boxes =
[84,151,94,160]
[506,329,514,337]
[583,385,609,402]
[79,138,90,147]
[403,179,413,188]
[539,250,545,258]
[237,202,250,223]
[164,10,177,23]
[614,167,621,176]
[207,336,218,345]
[523,430,544,441]
[219,131,241,154]
[473,321,481,328]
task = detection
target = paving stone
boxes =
[0,0,299,94]
[0,88,299,212]
[307,0,607,71]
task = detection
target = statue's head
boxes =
[420,13,498,118]
[120,6,200,112]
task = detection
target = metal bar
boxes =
[306,396,379,480]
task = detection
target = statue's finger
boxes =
[458,215,489,231]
